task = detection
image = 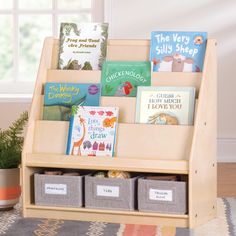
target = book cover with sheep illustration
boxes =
[58,22,108,70]
[101,61,151,97]
[43,82,100,121]
[66,106,119,157]
[135,86,196,125]
[150,31,207,72]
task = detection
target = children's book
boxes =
[66,106,119,157]
[101,61,151,97]
[135,86,195,125]
[43,82,100,121]
[150,31,207,72]
[58,22,108,70]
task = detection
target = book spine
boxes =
[66,115,75,155]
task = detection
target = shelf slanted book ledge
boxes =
[22,37,217,228]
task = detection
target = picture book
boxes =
[66,106,119,157]
[43,82,100,121]
[135,86,196,125]
[101,61,151,97]
[58,22,108,70]
[150,31,207,72]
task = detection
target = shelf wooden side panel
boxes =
[189,39,217,227]
[24,205,189,227]
[26,153,189,174]
[33,120,193,160]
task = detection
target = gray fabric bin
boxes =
[85,175,137,211]
[138,178,187,214]
[34,173,83,207]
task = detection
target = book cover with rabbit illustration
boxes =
[58,22,108,70]
[43,82,100,121]
[66,106,119,157]
[101,61,151,97]
[135,86,195,125]
[150,31,207,72]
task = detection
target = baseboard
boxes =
[217,138,236,162]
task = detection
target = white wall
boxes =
[0,102,30,130]
[105,0,236,162]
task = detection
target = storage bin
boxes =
[138,178,187,214]
[34,173,83,207]
[85,175,137,211]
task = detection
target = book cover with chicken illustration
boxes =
[66,106,119,157]
[135,86,195,125]
[43,82,100,121]
[150,31,207,72]
[101,61,151,97]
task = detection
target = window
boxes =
[0,0,103,96]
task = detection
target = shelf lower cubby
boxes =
[25,204,189,227]
[25,153,189,174]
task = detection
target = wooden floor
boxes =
[217,163,236,197]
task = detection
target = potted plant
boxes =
[0,112,28,210]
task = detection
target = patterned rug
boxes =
[0,198,235,236]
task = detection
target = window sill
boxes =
[0,94,33,103]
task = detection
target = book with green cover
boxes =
[43,82,100,121]
[58,22,108,70]
[135,86,196,125]
[101,61,151,97]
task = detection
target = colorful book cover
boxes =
[150,31,207,72]
[101,61,151,97]
[43,83,100,121]
[66,106,119,157]
[58,22,108,70]
[135,86,196,125]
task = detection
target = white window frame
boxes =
[0,0,104,100]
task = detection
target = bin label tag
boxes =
[45,184,67,195]
[149,188,173,201]
[96,185,119,197]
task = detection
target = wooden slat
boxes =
[25,205,189,227]
[101,96,136,123]
[47,69,101,83]
[26,153,189,174]
[46,69,201,95]
[33,120,193,160]
[152,72,201,96]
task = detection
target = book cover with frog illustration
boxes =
[66,106,119,157]
[43,82,100,121]
[150,31,207,72]
[58,22,108,70]
[135,86,196,125]
[101,61,151,97]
